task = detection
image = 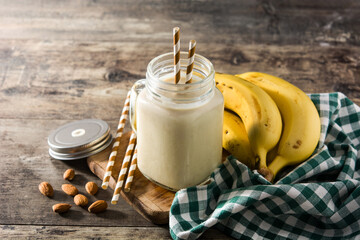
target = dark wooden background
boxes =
[1,0,359,239]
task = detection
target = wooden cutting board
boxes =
[87,131,175,225]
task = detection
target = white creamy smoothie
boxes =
[131,52,223,191]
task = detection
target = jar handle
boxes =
[129,79,146,134]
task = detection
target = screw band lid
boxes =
[48,119,112,160]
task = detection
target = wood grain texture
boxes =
[0,225,233,239]
[0,41,359,122]
[0,0,359,46]
[0,0,359,239]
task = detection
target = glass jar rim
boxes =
[146,51,215,86]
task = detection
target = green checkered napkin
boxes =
[170,92,360,240]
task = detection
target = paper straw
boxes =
[186,40,196,84]
[173,27,181,84]
[101,91,131,190]
[111,131,136,204]
[124,146,137,192]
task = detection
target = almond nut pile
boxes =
[38,169,107,214]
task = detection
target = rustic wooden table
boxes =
[1,0,359,239]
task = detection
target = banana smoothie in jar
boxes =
[130,52,223,191]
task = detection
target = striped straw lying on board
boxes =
[101,91,131,190]
[173,27,181,84]
[111,131,137,204]
[124,146,137,192]
[186,40,196,84]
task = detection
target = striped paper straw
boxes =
[101,91,131,190]
[111,131,137,204]
[124,146,137,192]
[186,40,196,84]
[173,27,181,84]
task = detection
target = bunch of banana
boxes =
[217,72,321,182]
[237,72,321,182]
[215,73,283,176]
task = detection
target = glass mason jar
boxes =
[130,52,224,191]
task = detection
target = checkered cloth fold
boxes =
[170,92,360,240]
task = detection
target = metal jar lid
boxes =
[48,119,112,160]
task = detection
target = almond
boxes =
[61,184,78,196]
[38,182,54,197]
[88,200,107,213]
[74,194,88,207]
[63,169,75,181]
[85,182,98,195]
[53,203,71,213]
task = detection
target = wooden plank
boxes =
[0,40,359,122]
[0,225,173,239]
[0,0,359,46]
[0,225,233,239]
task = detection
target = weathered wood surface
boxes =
[1,0,359,239]
[1,0,359,46]
[1,41,359,121]
[0,225,232,239]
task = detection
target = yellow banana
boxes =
[215,73,282,173]
[223,110,255,169]
[238,72,321,182]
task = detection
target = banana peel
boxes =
[223,110,256,169]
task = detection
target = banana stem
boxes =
[258,148,268,169]
[268,155,288,181]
